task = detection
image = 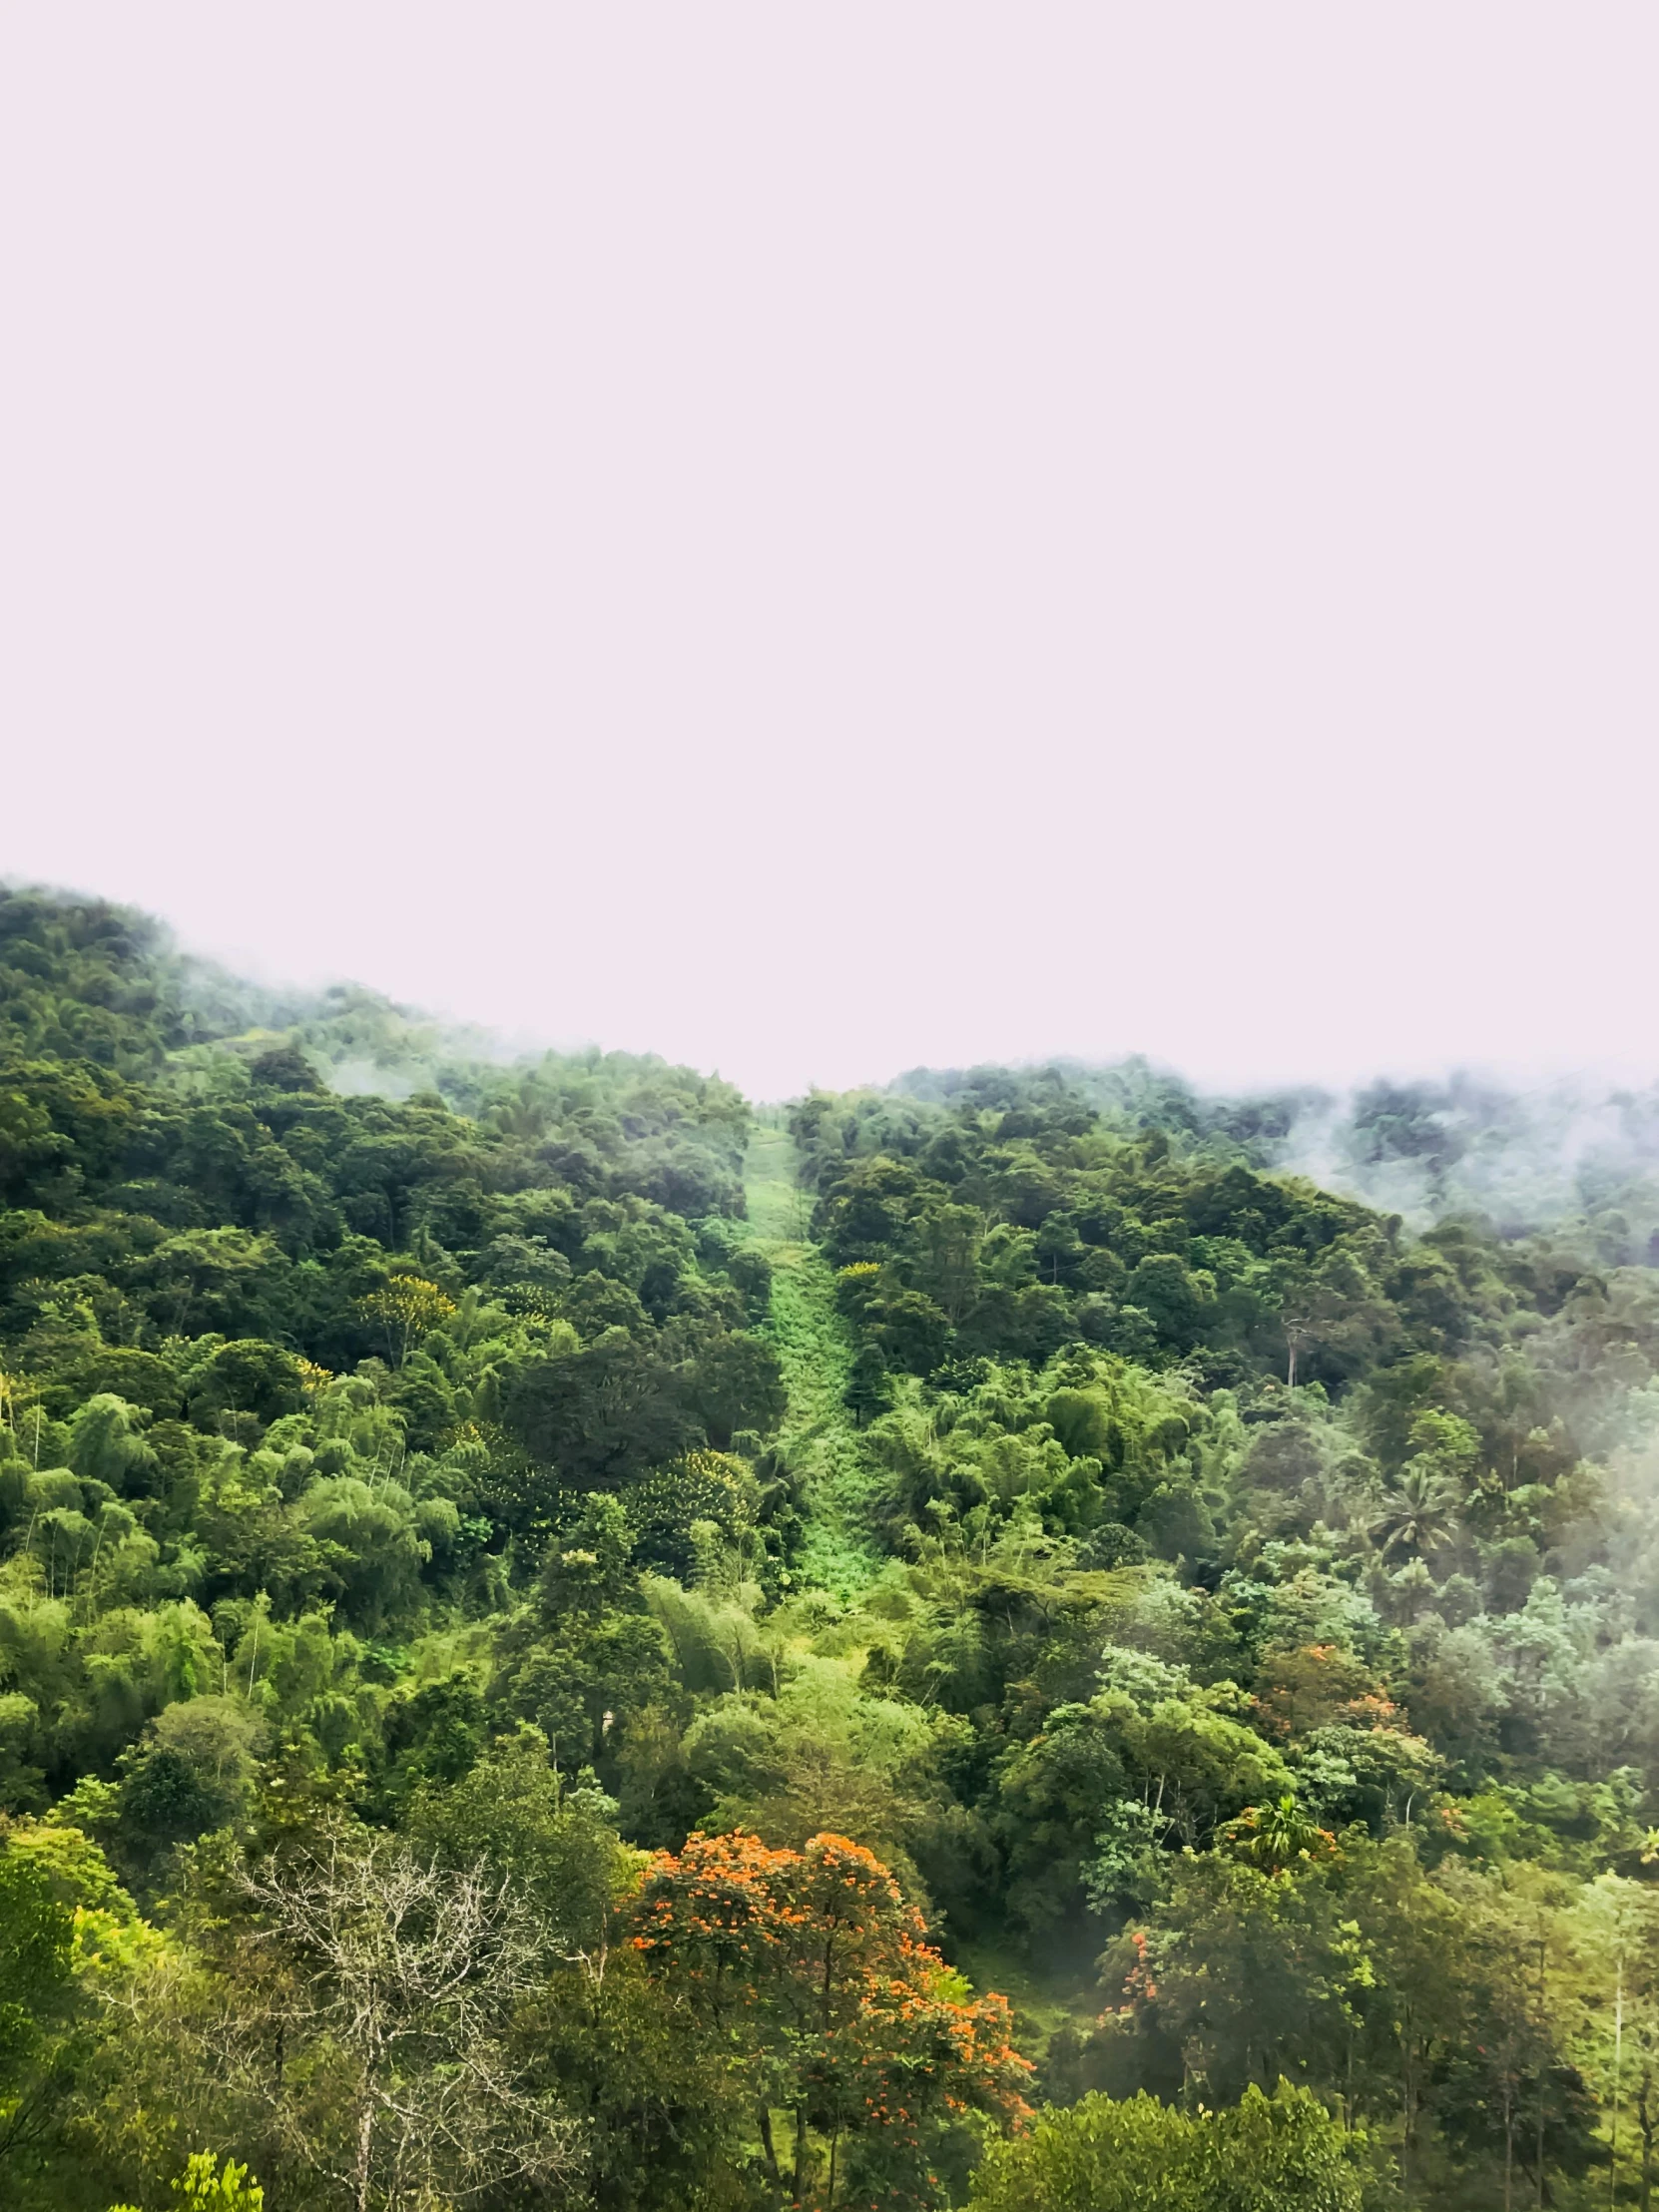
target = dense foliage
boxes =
[7,886,1659,2207]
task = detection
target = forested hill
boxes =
[6,885,1659,2210]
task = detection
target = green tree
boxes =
[685,1329,786,1450]
[1108,1854,1354,2105]
[0,1845,74,2180]
[1370,1463,1459,1561]
[111,2148,266,2210]
[68,1395,159,1495]
[492,1494,674,1766]
[968,2084,1362,2212]
[505,1333,696,1485]
[1570,1877,1659,2211]
[186,1341,307,1431]
[842,1344,892,1427]
[911,1203,985,1323]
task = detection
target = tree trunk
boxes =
[1399,2021,1419,2196]
[355,2098,374,2212]
[1537,1935,1548,2211]
[758,2107,783,2188]
[1537,2078,1545,2210]
[1503,2078,1514,2212]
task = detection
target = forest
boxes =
[7,884,1659,2209]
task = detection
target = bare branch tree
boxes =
[214,1831,580,2212]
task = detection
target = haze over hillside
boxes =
[17,873,1659,1248]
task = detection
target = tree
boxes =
[685,1329,787,1450]
[1342,1836,1478,2178]
[505,1332,697,1485]
[208,1828,578,2212]
[403,1730,752,2210]
[405,1726,633,1958]
[1433,1872,1596,2209]
[68,1394,159,1495]
[355,1278,456,1370]
[996,1683,1295,1934]
[1369,1463,1459,1562]
[1124,1256,1214,1356]
[967,2084,1363,2212]
[1220,1795,1337,1874]
[631,1829,1029,2208]
[112,2148,266,2210]
[1433,1887,1555,2209]
[1562,1878,1659,2210]
[117,1696,265,1860]
[911,1204,985,1323]
[250,1042,322,1094]
[1035,1212,1082,1289]
[492,1493,674,1766]
[871,1290,952,1378]
[186,1340,308,1430]
[842,1345,892,1427]
[1108,1854,1355,2106]
[1045,1386,1113,1461]
[0,1844,74,2181]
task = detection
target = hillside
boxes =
[4,884,1659,2208]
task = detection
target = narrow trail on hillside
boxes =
[742,1122,880,1597]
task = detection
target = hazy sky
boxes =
[1,9,1654,1101]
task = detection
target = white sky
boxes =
[1,9,1654,1102]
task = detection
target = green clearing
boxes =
[742,1121,879,1597]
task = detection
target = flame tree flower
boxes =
[632,1829,1031,2209]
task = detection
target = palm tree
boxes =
[1224,1794,1335,1871]
[1370,1464,1459,1561]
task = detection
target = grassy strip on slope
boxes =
[743,1123,879,1598]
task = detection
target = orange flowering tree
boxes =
[630,1829,1030,2209]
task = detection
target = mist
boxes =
[0,6,1655,1105]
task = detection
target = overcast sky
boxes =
[1,8,1653,1101]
